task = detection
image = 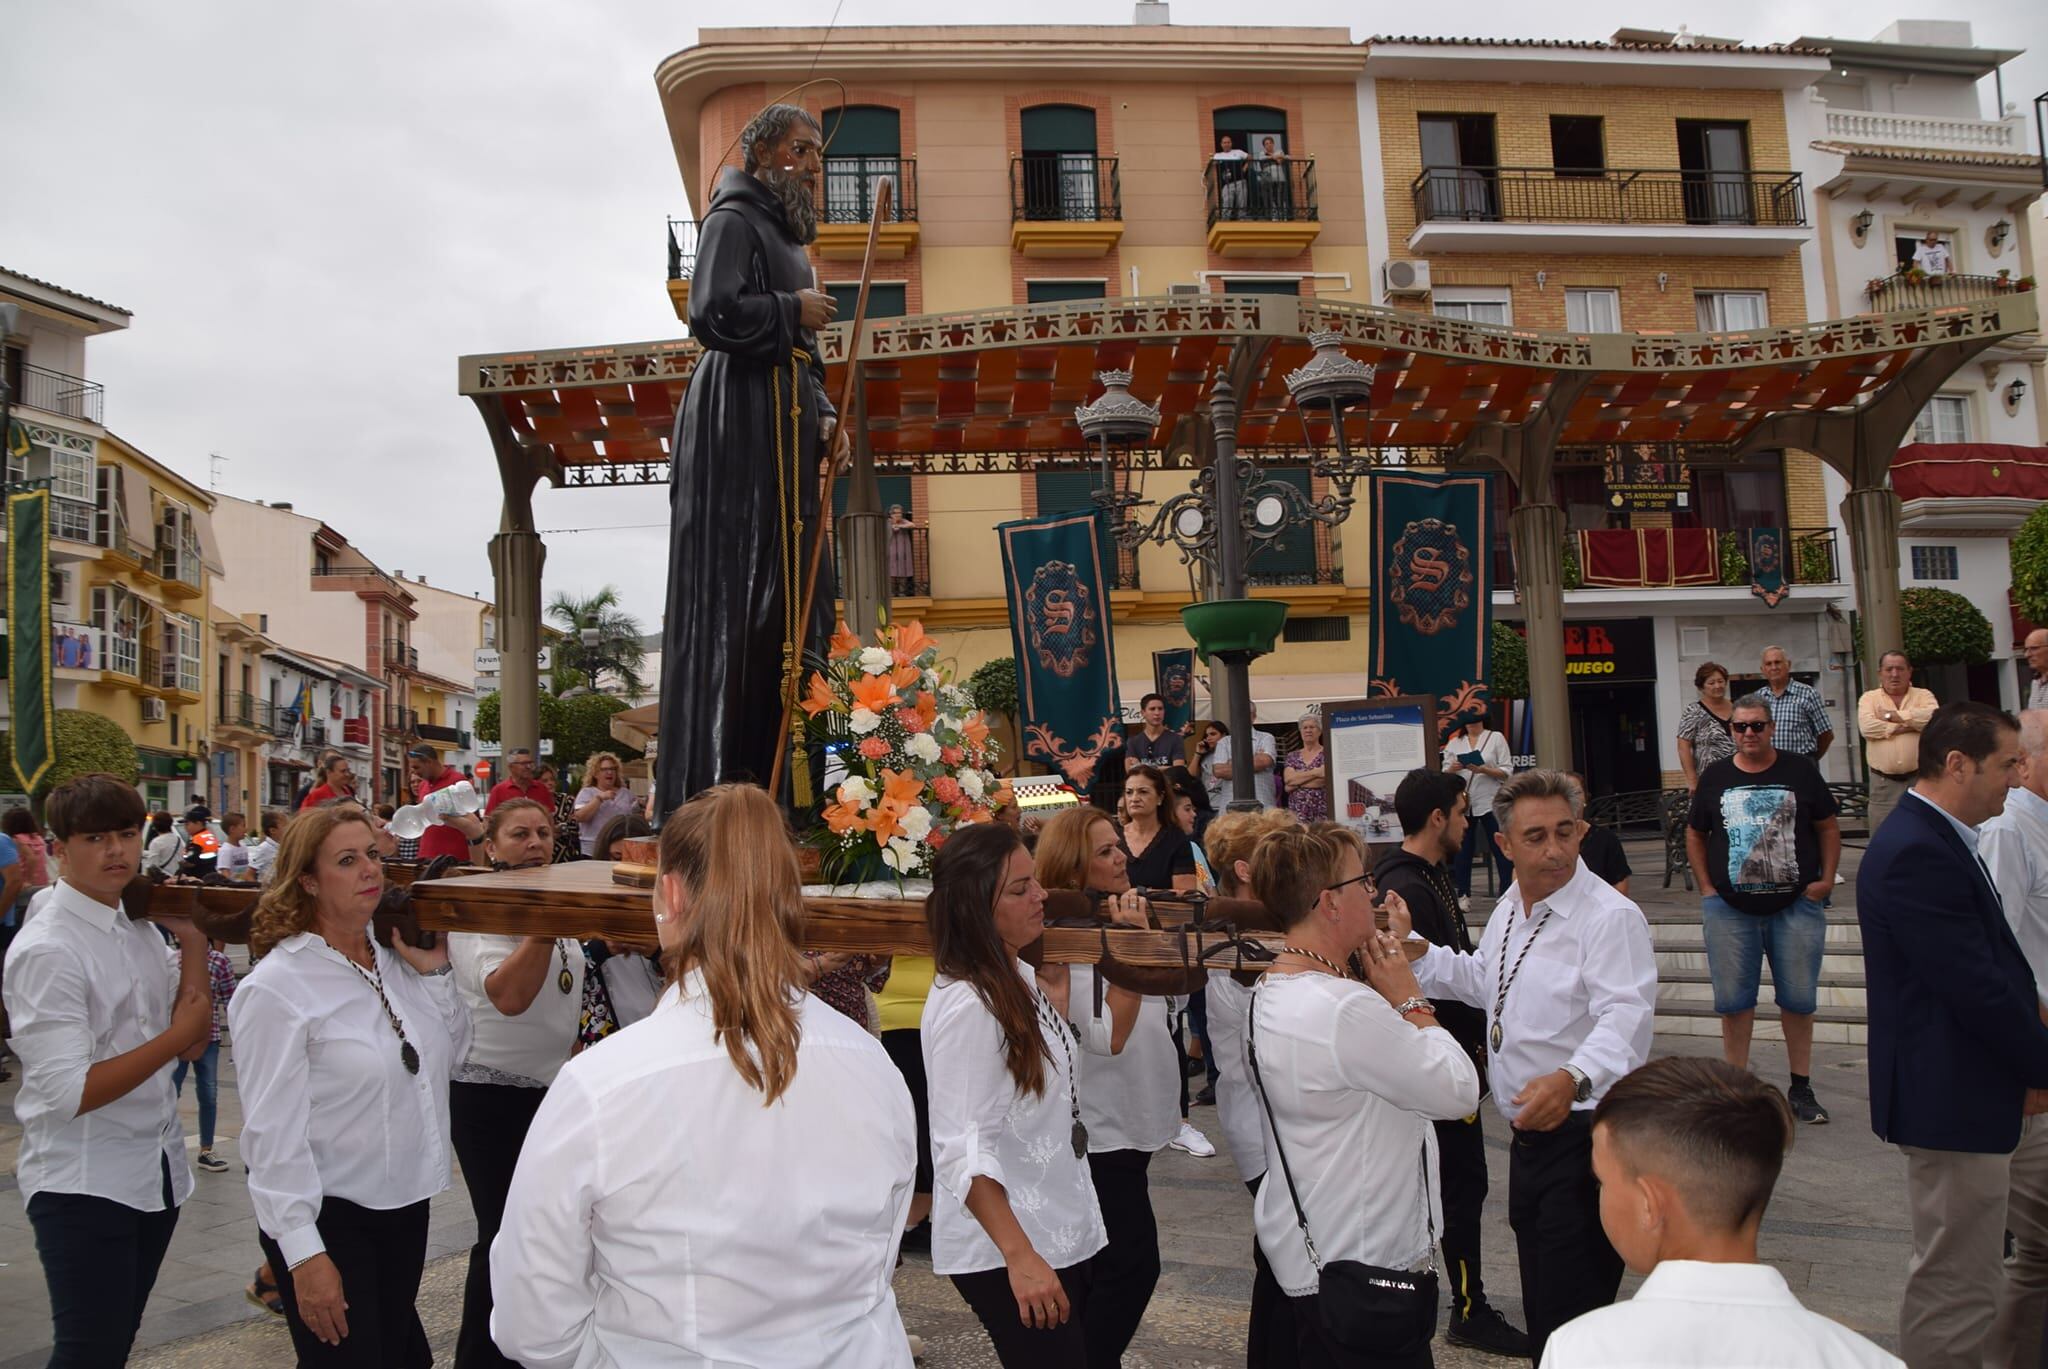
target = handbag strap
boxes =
[1246,977,1437,1276]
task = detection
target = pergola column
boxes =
[838,371,889,638]
[489,527,546,754]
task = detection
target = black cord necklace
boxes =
[1277,945,1355,980]
[1032,987,1088,1159]
[1491,906,1555,1054]
[555,939,574,995]
[346,935,419,1075]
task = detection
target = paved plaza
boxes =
[1,847,1906,1366]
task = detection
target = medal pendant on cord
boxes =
[1490,1020,1503,1054]
[558,968,574,994]
[400,1041,420,1075]
[1071,1118,1089,1159]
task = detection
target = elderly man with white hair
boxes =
[1978,709,2048,1366]
[2024,629,2048,711]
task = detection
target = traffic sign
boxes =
[472,647,553,674]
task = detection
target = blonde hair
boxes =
[1202,808,1298,896]
[660,784,807,1105]
[251,806,379,958]
[583,750,624,786]
[1034,805,1114,892]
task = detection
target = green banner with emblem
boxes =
[8,486,54,791]
[997,510,1123,770]
[1366,472,1494,740]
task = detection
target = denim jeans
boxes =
[1453,810,1511,898]
[171,1041,219,1150]
[1700,894,1827,1015]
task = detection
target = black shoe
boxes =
[1447,1301,1531,1358]
[900,1219,931,1255]
[1193,1084,1216,1107]
[1183,1054,1206,1079]
[1789,1082,1830,1124]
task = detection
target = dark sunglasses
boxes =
[1731,720,1771,734]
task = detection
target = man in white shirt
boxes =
[247,809,282,886]
[1541,1055,1900,1367]
[3,774,213,1365]
[1975,708,2048,1365]
[1400,769,1658,1361]
[1211,706,1279,810]
[1211,135,1250,218]
[2024,629,2048,712]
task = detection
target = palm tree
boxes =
[546,586,647,698]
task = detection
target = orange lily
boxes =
[829,621,863,660]
[849,673,901,716]
[889,662,922,692]
[890,620,938,663]
[960,712,991,750]
[798,671,839,718]
[822,794,868,835]
[869,768,927,844]
[910,690,939,732]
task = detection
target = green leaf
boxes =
[1900,586,1994,666]
[2012,505,2048,628]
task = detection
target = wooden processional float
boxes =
[128,854,1296,995]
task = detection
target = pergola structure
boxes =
[460,290,2039,771]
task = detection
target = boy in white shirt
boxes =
[1543,1056,1900,1367]
[3,773,214,1364]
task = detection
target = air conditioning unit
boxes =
[1168,283,1202,296]
[141,697,167,723]
[1382,259,1433,297]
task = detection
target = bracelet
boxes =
[1394,997,1436,1018]
[425,963,453,976]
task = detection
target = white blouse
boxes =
[490,973,917,1369]
[3,880,194,1211]
[447,933,584,1087]
[1204,968,1267,1184]
[1248,972,1480,1298]
[229,932,471,1267]
[1069,967,1180,1154]
[922,962,1109,1276]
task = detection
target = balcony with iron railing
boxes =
[1408,166,1808,255]
[385,705,419,734]
[383,639,420,672]
[153,544,204,598]
[1010,155,1123,257]
[1204,157,1321,258]
[415,721,473,748]
[1246,520,1342,588]
[1823,107,2026,154]
[9,362,105,425]
[817,156,920,261]
[218,690,266,734]
[665,218,698,319]
[1864,270,2036,311]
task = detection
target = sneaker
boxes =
[195,1150,230,1173]
[1446,1301,1531,1358]
[1169,1121,1217,1157]
[906,1334,925,1360]
[1457,896,1473,915]
[1789,1083,1830,1125]
[1192,1084,1217,1107]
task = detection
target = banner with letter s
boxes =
[997,511,1123,770]
[1367,472,1493,739]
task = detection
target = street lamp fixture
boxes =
[2009,377,2029,410]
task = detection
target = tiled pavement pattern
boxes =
[3,845,1905,1365]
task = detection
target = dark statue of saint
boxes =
[657,104,844,815]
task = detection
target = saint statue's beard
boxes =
[759,167,818,245]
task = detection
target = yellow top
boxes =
[876,956,937,1033]
[1858,686,1940,778]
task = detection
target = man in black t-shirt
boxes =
[1569,774,1632,895]
[1686,694,1841,1125]
[1372,769,1530,1358]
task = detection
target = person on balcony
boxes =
[888,505,920,598]
[1254,135,1290,219]
[1211,135,1249,220]
[1911,230,1955,277]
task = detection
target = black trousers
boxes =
[259,1197,431,1368]
[450,1079,549,1369]
[1246,1175,1301,1369]
[880,1029,934,1195]
[1508,1111,1623,1361]
[1085,1148,1161,1364]
[27,1158,179,1368]
[952,1259,1096,1367]
[1433,1109,1492,1319]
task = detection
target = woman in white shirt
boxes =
[922,820,1147,1366]
[570,751,639,859]
[1034,803,1182,1365]
[232,803,471,1367]
[1245,823,1481,1368]
[490,782,918,1367]
[446,798,584,1369]
[1443,712,1514,899]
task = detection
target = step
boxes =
[1472,904,1861,930]
[1653,930,1864,958]
[1659,967,1867,989]
[1658,981,1866,1016]
[1654,1011,1867,1046]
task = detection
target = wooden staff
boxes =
[768,176,894,802]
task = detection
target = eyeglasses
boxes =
[1326,872,1376,893]
[1731,720,1771,734]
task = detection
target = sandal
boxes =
[245,1268,285,1317]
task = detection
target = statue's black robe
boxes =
[656,168,835,813]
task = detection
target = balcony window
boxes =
[1245,468,1320,585]
[1026,280,1107,305]
[91,585,142,677]
[1417,114,1499,221]
[1432,289,1511,325]
[1211,106,1302,222]
[823,283,906,319]
[1676,120,1754,225]
[1914,395,1970,446]
[1550,117,1606,177]
[1696,290,1768,332]
[1910,545,1961,581]
[1895,230,1957,275]
[819,106,915,224]
[1018,105,1107,222]
[1565,288,1621,332]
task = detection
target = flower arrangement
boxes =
[800,619,1010,882]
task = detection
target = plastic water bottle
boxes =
[387,780,483,842]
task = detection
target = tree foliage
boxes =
[2,710,142,797]
[1489,622,1529,700]
[546,586,648,697]
[1900,586,1994,666]
[471,690,639,777]
[967,656,1019,718]
[2012,504,2048,627]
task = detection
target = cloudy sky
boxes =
[5,1,2041,630]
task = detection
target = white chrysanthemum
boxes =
[848,706,881,735]
[858,647,895,675]
[881,836,924,873]
[906,733,942,764]
[899,806,934,841]
[958,768,985,800]
[838,776,874,805]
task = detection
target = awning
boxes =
[1891,442,2048,502]
[190,505,226,576]
[610,702,659,750]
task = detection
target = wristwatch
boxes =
[1561,1063,1593,1103]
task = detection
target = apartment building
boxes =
[394,572,490,774]
[1797,20,2045,709]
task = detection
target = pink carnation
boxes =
[941,745,965,765]
[931,776,963,804]
[858,737,891,760]
[895,708,925,732]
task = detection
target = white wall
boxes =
[210,496,369,670]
